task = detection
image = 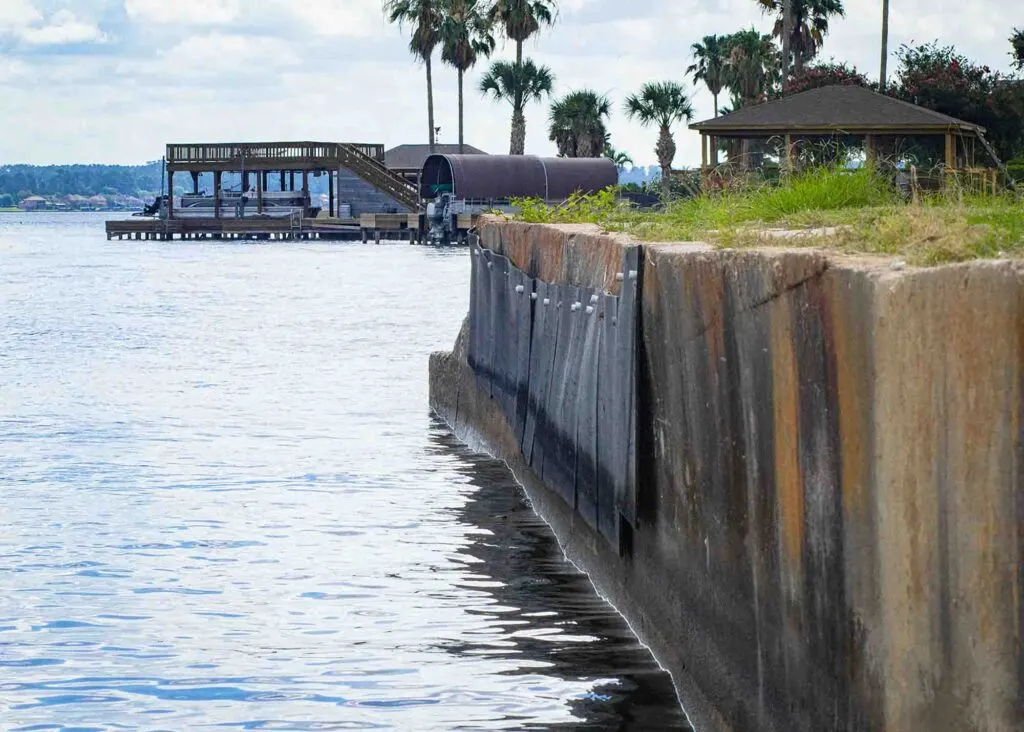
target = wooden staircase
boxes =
[337,144,420,211]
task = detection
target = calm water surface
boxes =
[0,213,689,730]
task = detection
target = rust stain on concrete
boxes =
[770,298,803,573]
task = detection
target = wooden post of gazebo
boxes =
[784,133,793,175]
[945,131,955,171]
[701,133,708,172]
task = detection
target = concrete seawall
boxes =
[429,219,1023,731]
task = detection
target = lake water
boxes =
[0,213,689,730]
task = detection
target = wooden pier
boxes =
[106,141,426,242]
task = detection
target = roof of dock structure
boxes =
[385,144,487,171]
[689,85,985,136]
[164,142,387,171]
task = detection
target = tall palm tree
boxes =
[879,0,890,90]
[385,0,442,148]
[624,82,694,201]
[487,0,557,66]
[439,0,495,153]
[687,35,729,116]
[548,90,611,158]
[724,29,778,104]
[480,59,554,154]
[488,1,557,160]
[781,0,794,82]
[756,0,845,75]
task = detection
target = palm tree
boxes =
[756,0,845,75]
[624,82,694,201]
[687,35,729,117]
[487,0,557,66]
[548,90,611,158]
[603,139,634,169]
[439,0,495,153]
[879,0,890,90]
[480,59,554,154]
[724,29,778,105]
[385,0,442,148]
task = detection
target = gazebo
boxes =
[689,85,990,177]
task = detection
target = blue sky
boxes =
[0,0,1020,166]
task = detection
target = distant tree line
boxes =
[0,162,165,203]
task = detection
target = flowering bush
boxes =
[893,42,1024,161]
[781,62,872,96]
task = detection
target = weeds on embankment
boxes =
[509,168,1024,266]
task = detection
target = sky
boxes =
[0,0,1020,167]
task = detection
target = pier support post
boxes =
[191,171,200,194]
[214,171,222,219]
[290,171,295,192]
[167,170,174,220]
[257,171,263,215]
[329,170,335,217]
[280,171,286,191]
[302,170,309,217]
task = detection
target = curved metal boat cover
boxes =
[420,154,618,200]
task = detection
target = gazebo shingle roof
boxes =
[690,85,984,135]
[385,144,487,171]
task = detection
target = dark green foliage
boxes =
[0,162,164,200]
[756,0,845,75]
[548,90,611,157]
[1011,28,1023,71]
[893,42,1024,161]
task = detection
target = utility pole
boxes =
[879,0,891,91]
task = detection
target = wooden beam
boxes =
[257,170,263,215]
[329,170,335,217]
[302,170,309,217]
[214,171,221,219]
[864,134,875,166]
[710,135,718,167]
[784,133,793,174]
[701,133,708,171]
[167,170,174,220]
[945,132,955,170]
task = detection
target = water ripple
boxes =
[0,213,689,730]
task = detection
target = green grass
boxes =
[0,207,20,213]
[509,168,1024,266]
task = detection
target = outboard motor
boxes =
[426,192,456,246]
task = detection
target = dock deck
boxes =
[106,213,424,243]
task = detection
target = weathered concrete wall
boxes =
[430,218,1024,732]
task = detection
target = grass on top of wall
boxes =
[509,168,1024,266]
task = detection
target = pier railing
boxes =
[166,142,386,168]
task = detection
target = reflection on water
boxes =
[0,213,688,730]
[428,425,691,730]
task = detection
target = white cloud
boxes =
[17,10,107,46]
[124,0,242,25]
[0,56,29,83]
[1,0,1021,166]
[0,0,42,31]
[261,0,385,39]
